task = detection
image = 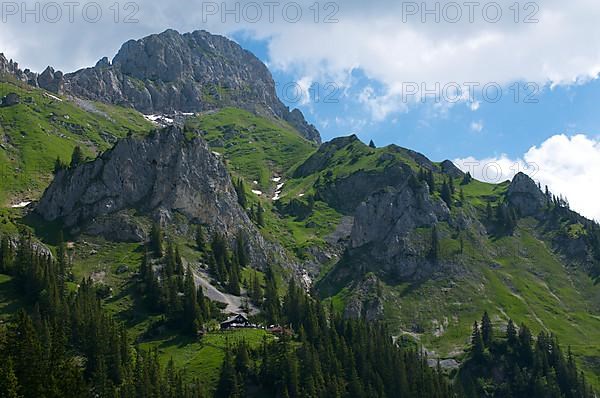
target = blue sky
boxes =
[235,32,600,161]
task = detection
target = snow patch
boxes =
[272,176,282,182]
[251,190,263,196]
[43,93,62,102]
[11,201,31,208]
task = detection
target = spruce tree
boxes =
[53,156,65,174]
[195,225,205,252]
[150,222,163,257]
[183,265,201,335]
[481,311,493,347]
[441,180,452,208]
[235,178,247,208]
[426,170,435,193]
[470,321,484,361]
[70,146,84,168]
[256,202,265,227]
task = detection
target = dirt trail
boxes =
[187,262,259,315]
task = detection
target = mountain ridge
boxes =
[1,29,321,143]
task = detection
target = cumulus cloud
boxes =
[454,134,600,221]
[3,0,600,122]
[470,120,484,133]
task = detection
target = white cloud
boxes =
[358,86,407,122]
[470,101,481,111]
[2,0,600,124]
[470,121,484,133]
[454,134,600,221]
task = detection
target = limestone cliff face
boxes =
[62,29,320,143]
[348,181,450,279]
[35,127,273,267]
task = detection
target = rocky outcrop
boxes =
[35,126,273,267]
[347,179,450,279]
[440,160,464,178]
[507,172,546,217]
[62,29,320,143]
[0,53,64,92]
[1,92,20,106]
[343,273,384,321]
[316,166,414,214]
[37,67,64,93]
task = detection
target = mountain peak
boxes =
[62,29,320,143]
[507,172,546,216]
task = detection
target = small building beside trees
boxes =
[220,314,253,330]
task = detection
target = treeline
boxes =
[460,312,594,397]
[0,230,207,397]
[215,279,454,398]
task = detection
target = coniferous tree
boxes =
[53,156,65,174]
[481,311,493,347]
[461,171,473,185]
[426,170,435,193]
[195,225,205,252]
[183,265,201,335]
[150,222,164,257]
[0,233,13,274]
[256,202,265,227]
[441,179,452,208]
[249,271,263,305]
[263,267,280,324]
[235,178,247,208]
[70,146,84,168]
[235,232,248,268]
[470,321,484,361]
[216,349,242,398]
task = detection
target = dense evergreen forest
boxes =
[0,230,450,397]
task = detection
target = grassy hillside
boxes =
[185,108,316,189]
[0,79,153,205]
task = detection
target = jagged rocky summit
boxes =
[1,29,320,143]
[35,126,275,268]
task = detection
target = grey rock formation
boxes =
[62,29,320,143]
[507,172,546,217]
[348,180,450,279]
[37,66,64,93]
[35,126,273,267]
[0,53,63,92]
[1,92,20,106]
[440,160,464,178]
[343,273,384,321]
